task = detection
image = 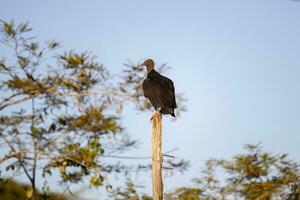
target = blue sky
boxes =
[1,0,300,198]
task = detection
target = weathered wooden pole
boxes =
[151,111,163,200]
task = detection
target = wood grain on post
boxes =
[151,111,163,200]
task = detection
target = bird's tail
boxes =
[160,108,176,117]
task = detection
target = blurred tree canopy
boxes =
[110,144,299,200]
[0,20,187,199]
[0,179,68,200]
[192,144,300,200]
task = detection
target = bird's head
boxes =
[141,59,155,73]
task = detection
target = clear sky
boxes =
[1,0,300,198]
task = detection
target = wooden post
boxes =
[151,111,163,200]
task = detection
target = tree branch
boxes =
[0,95,34,110]
[0,134,33,184]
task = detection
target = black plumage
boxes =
[141,59,177,117]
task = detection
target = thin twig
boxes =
[103,155,151,160]
[0,134,33,184]
[31,98,37,195]
[0,151,22,163]
[0,95,34,110]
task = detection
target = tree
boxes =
[192,144,300,200]
[110,144,299,200]
[165,187,201,200]
[0,20,187,199]
[0,179,69,200]
[108,180,152,200]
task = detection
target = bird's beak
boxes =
[140,62,145,67]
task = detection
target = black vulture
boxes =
[141,59,177,117]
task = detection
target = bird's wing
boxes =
[159,76,177,108]
[143,71,177,109]
[143,78,165,108]
[142,78,151,98]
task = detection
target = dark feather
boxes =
[143,70,177,117]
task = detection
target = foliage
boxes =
[111,144,299,200]
[0,20,188,198]
[0,179,69,200]
[165,187,201,200]
[0,19,121,193]
[108,180,152,200]
[192,144,300,200]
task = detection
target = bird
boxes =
[141,59,177,117]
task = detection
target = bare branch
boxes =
[0,134,33,183]
[0,95,34,110]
